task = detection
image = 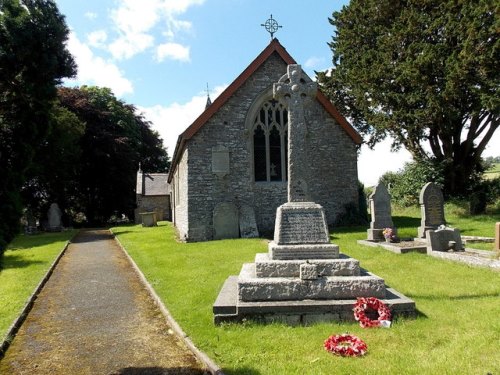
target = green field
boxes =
[484,162,500,179]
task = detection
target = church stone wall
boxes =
[134,195,170,224]
[180,52,359,241]
[173,150,189,240]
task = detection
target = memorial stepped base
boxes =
[214,276,416,325]
[213,252,416,324]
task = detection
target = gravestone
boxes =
[213,202,239,240]
[47,203,62,232]
[140,212,157,227]
[418,183,445,238]
[239,205,259,238]
[25,211,38,234]
[426,226,464,252]
[495,222,500,254]
[214,65,415,324]
[367,183,394,241]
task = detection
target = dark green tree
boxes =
[0,0,75,252]
[57,86,169,225]
[21,104,85,224]
[318,0,499,198]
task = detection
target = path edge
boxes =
[0,235,75,359]
[111,230,224,375]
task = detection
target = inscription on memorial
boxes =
[426,194,444,225]
[278,209,327,244]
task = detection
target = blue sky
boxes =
[55,0,498,185]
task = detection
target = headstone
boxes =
[239,205,259,238]
[25,211,38,234]
[140,212,157,227]
[367,183,394,241]
[495,222,500,254]
[418,182,445,238]
[47,203,62,232]
[213,202,239,240]
[426,226,463,252]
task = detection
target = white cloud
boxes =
[156,42,190,62]
[84,12,98,20]
[304,56,325,69]
[87,30,107,48]
[138,85,227,155]
[358,138,413,186]
[107,0,204,61]
[65,32,133,97]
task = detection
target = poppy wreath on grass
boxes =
[324,333,368,357]
[353,297,392,328]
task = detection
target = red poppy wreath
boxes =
[324,333,367,357]
[353,297,392,328]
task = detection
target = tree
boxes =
[21,104,85,224]
[318,0,499,198]
[0,0,75,252]
[57,86,169,225]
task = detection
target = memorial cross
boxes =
[273,64,317,202]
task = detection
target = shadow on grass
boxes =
[407,292,499,301]
[6,232,71,251]
[0,254,44,270]
[392,216,421,229]
[223,367,262,375]
[116,366,207,374]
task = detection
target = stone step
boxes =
[238,263,386,302]
[213,276,416,325]
[255,253,360,278]
[268,241,339,260]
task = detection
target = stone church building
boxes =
[167,39,361,242]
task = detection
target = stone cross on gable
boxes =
[273,64,317,202]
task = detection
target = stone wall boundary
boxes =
[0,236,74,359]
[112,231,224,375]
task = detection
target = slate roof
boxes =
[136,173,169,196]
[167,38,361,183]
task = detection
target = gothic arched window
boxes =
[252,99,288,182]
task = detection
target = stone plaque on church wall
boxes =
[213,202,239,240]
[212,146,229,177]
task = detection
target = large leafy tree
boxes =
[318,0,499,197]
[57,86,169,225]
[0,0,75,252]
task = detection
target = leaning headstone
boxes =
[426,225,463,253]
[213,202,239,240]
[367,183,394,241]
[418,182,445,238]
[239,205,259,238]
[47,203,62,232]
[495,222,500,254]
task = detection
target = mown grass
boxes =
[0,230,77,339]
[113,208,500,375]
[484,163,500,179]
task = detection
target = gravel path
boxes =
[0,230,206,374]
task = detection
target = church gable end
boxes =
[170,40,361,242]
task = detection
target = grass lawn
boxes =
[113,207,500,375]
[484,163,500,179]
[0,230,77,340]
